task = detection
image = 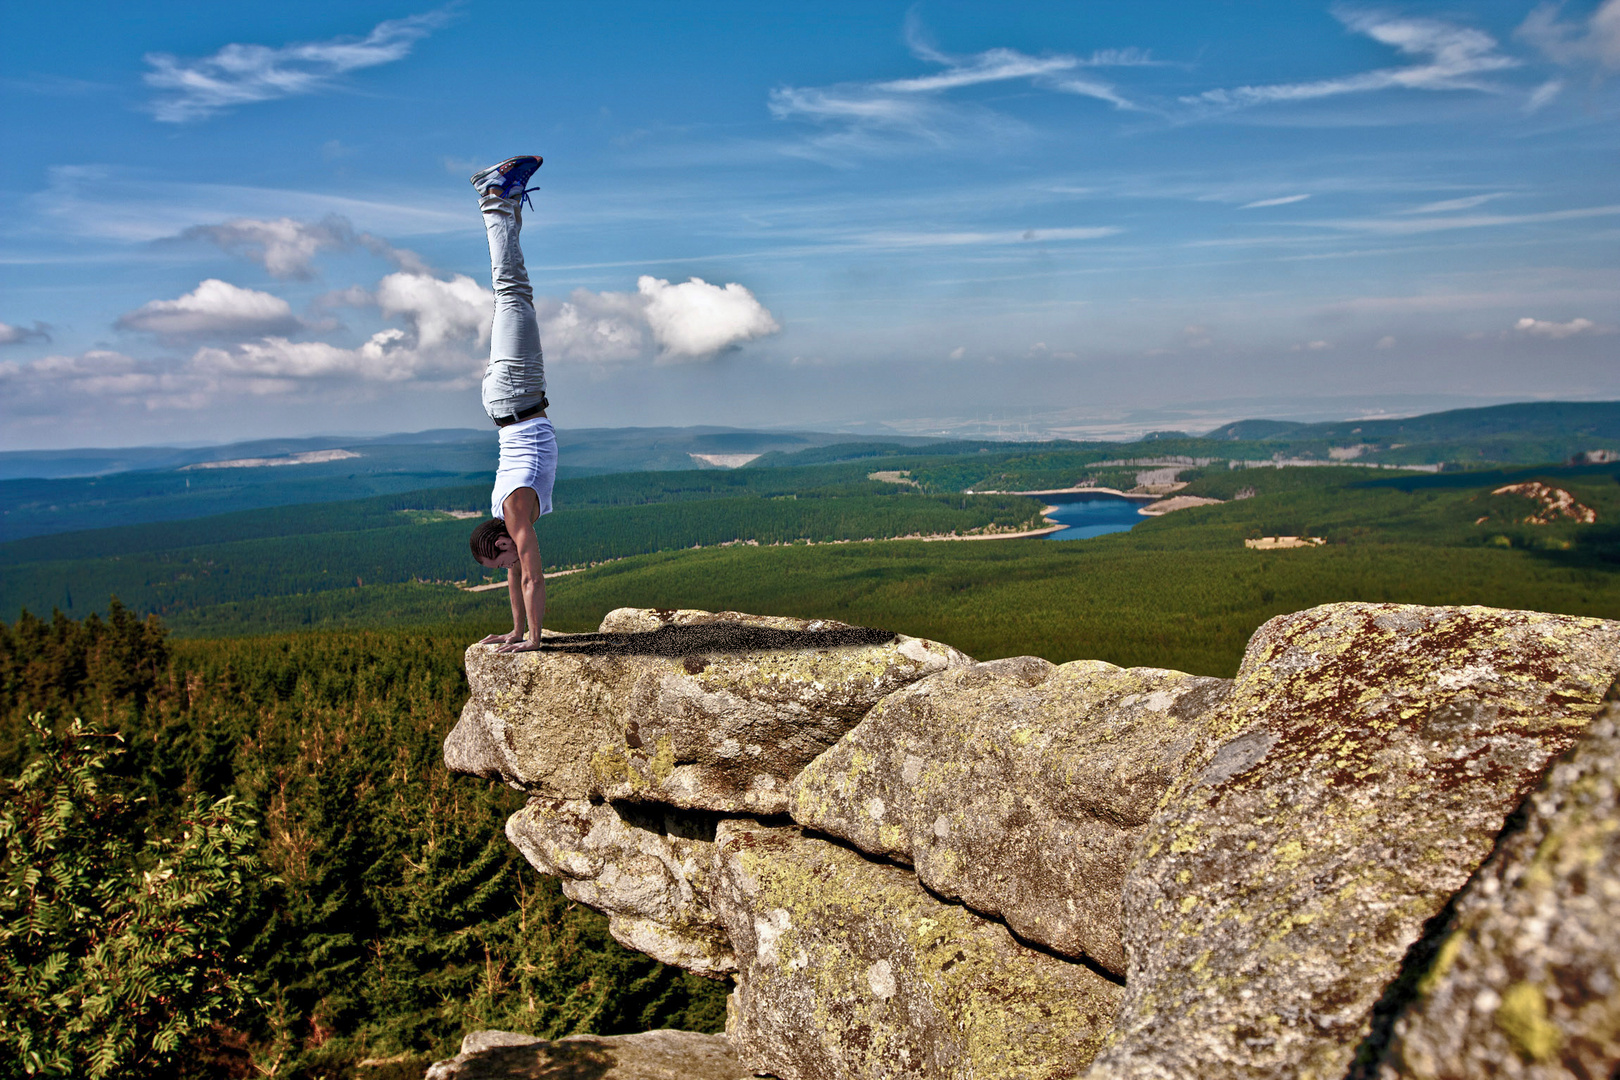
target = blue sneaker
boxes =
[471,155,543,207]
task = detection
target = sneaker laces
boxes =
[516,184,539,210]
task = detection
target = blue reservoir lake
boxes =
[1040,493,1150,541]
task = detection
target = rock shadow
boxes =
[538,622,896,658]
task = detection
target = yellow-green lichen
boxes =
[1495,981,1563,1063]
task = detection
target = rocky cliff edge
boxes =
[442,604,1620,1080]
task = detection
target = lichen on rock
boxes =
[788,654,1230,975]
[447,608,972,814]
[1091,603,1620,1080]
[1366,692,1620,1079]
[505,797,735,977]
[711,820,1123,1080]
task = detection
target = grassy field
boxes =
[164,529,1620,679]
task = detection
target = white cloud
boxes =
[1188,11,1518,112]
[1376,335,1397,349]
[1241,194,1311,209]
[1514,316,1608,338]
[117,279,302,341]
[374,272,490,348]
[185,269,493,387]
[637,277,781,360]
[533,277,782,364]
[0,350,210,410]
[949,346,966,360]
[144,10,451,122]
[177,215,429,279]
[190,329,470,384]
[1518,0,1620,70]
[0,320,50,346]
[538,288,649,364]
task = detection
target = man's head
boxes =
[469,518,518,568]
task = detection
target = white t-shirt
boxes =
[491,416,557,521]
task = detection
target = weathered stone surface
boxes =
[424,1028,744,1080]
[448,608,972,814]
[788,655,1229,974]
[505,797,734,977]
[1368,696,1620,1079]
[711,820,1123,1080]
[1091,603,1620,1080]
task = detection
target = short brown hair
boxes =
[469,518,509,563]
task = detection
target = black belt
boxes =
[493,398,548,427]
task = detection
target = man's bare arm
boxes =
[495,489,546,653]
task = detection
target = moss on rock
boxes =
[711,821,1123,1080]
[1369,699,1620,1079]
[448,609,972,814]
[788,655,1230,975]
[1091,603,1620,1080]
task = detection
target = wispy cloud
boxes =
[1312,203,1620,235]
[40,169,466,244]
[176,215,430,279]
[0,321,51,346]
[1397,193,1506,214]
[143,9,453,123]
[1518,0,1620,71]
[1187,9,1518,113]
[853,226,1121,248]
[767,15,1146,151]
[1242,194,1311,209]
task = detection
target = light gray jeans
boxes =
[480,190,547,420]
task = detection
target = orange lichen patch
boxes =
[1490,482,1596,525]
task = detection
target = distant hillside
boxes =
[0,427,941,542]
[1206,401,1620,446]
[7,401,1620,543]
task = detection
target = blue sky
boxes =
[2,0,1618,448]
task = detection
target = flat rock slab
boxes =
[711,820,1122,1080]
[424,1028,745,1080]
[448,608,971,814]
[1368,695,1620,1079]
[789,655,1230,975]
[1091,603,1620,1080]
[506,797,735,977]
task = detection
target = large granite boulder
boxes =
[710,820,1122,1080]
[788,655,1230,975]
[505,797,734,977]
[1090,603,1620,1080]
[448,608,972,814]
[1367,694,1620,1079]
[424,1028,744,1080]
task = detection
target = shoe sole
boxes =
[470,155,544,193]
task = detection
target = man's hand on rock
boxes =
[495,637,545,654]
[479,630,524,646]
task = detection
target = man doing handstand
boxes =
[465,155,555,654]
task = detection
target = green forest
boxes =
[0,606,727,1078]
